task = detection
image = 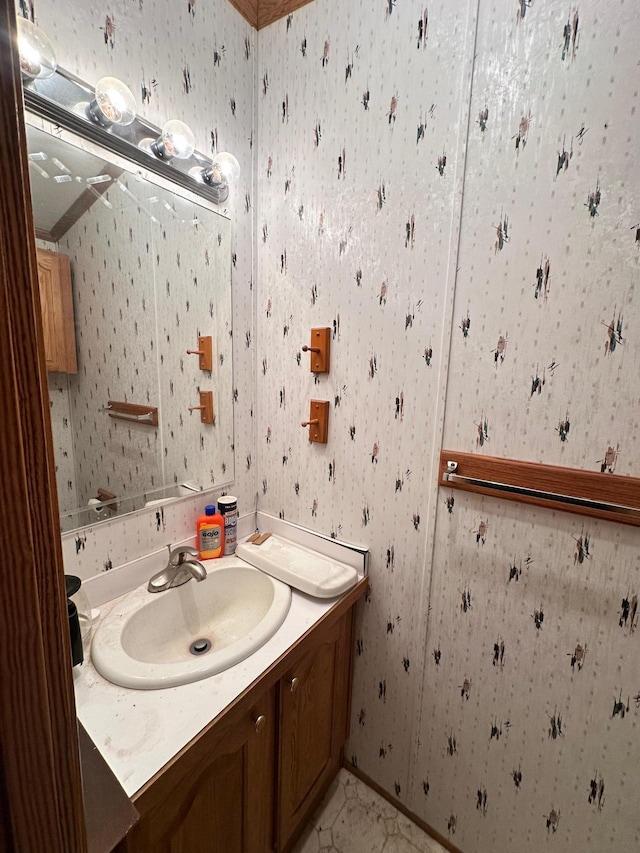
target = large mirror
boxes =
[26,120,234,532]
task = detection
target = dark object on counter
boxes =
[67,598,84,666]
[65,572,92,649]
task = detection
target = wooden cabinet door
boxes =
[36,248,77,373]
[121,685,276,853]
[277,612,352,851]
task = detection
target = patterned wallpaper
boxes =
[55,170,233,513]
[19,0,640,850]
[256,0,477,823]
[20,0,258,543]
[47,367,77,513]
[256,1,640,852]
[444,0,640,472]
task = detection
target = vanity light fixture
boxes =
[22,61,235,205]
[17,17,57,80]
[87,76,137,127]
[151,120,196,161]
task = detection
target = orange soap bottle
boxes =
[197,504,225,559]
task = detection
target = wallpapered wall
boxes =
[256,1,640,852]
[19,0,258,567]
[19,0,640,849]
[46,171,232,516]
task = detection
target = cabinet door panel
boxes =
[36,249,77,373]
[278,613,352,850]
[281,638,336,815]
[166,753,244,853]
[124,686,275,853]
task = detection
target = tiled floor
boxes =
[291,768,448,853]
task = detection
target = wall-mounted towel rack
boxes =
[439,450,640,527]
[101,401,158,426]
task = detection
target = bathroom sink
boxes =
[91,562,292,689]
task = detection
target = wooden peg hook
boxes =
[186,336,213,372]
[301,401,329,443]
[189,391,215,424]
[302,328,330,373]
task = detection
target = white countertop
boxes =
[74,554,346,798]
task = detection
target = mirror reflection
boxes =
[26,123,234,532]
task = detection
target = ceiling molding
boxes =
[227,0,257,28]
[228,0,316,30]
[258,0,316,29]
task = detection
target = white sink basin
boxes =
[91,561,292,689]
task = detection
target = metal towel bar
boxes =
[100,401,159,426]
[443,461,640,519]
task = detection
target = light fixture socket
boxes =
[151,120,196,162]
[87,76,137,128]
[209,152,241,187]
[201,168,226,189]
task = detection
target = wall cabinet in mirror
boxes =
[36,248,77,373]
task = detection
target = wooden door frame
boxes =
[0,3,87,850]
[0,1,319,847]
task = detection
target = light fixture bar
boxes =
[23,65,229,205]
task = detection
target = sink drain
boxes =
[189,638,212,655]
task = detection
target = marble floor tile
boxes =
[313,771,347,827]
[382,835,423,853]
[290,769,448,853]
[332,796,389,853]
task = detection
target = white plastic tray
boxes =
[236,534,358,598]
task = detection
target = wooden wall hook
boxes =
[301,400,329,443]
[186,336,213,372]
[188,391,215,424]
[302,328,330,373]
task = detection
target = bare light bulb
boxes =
[151,120,196,161]
[202,152,240,188]
[211,152,240,185]
[17,18,57,80]
[88,76,137,127]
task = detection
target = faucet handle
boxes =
[169,545,199,566]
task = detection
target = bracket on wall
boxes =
[301,400,329,443]
[96,488,118,513]
[302,328,330,374]
[189,391,215,424]
[186,336,213,372]
[103,400,158,426]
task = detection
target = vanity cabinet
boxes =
[277,614,352,851]
[119,684,277,853]
[35,248,77,373]
[115,583,365,853]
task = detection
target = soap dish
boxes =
[236,534,358,598]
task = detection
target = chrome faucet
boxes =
[147,545,207,593]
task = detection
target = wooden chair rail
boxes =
[439,450,640,528]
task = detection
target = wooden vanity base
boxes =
[115,576,367,853]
